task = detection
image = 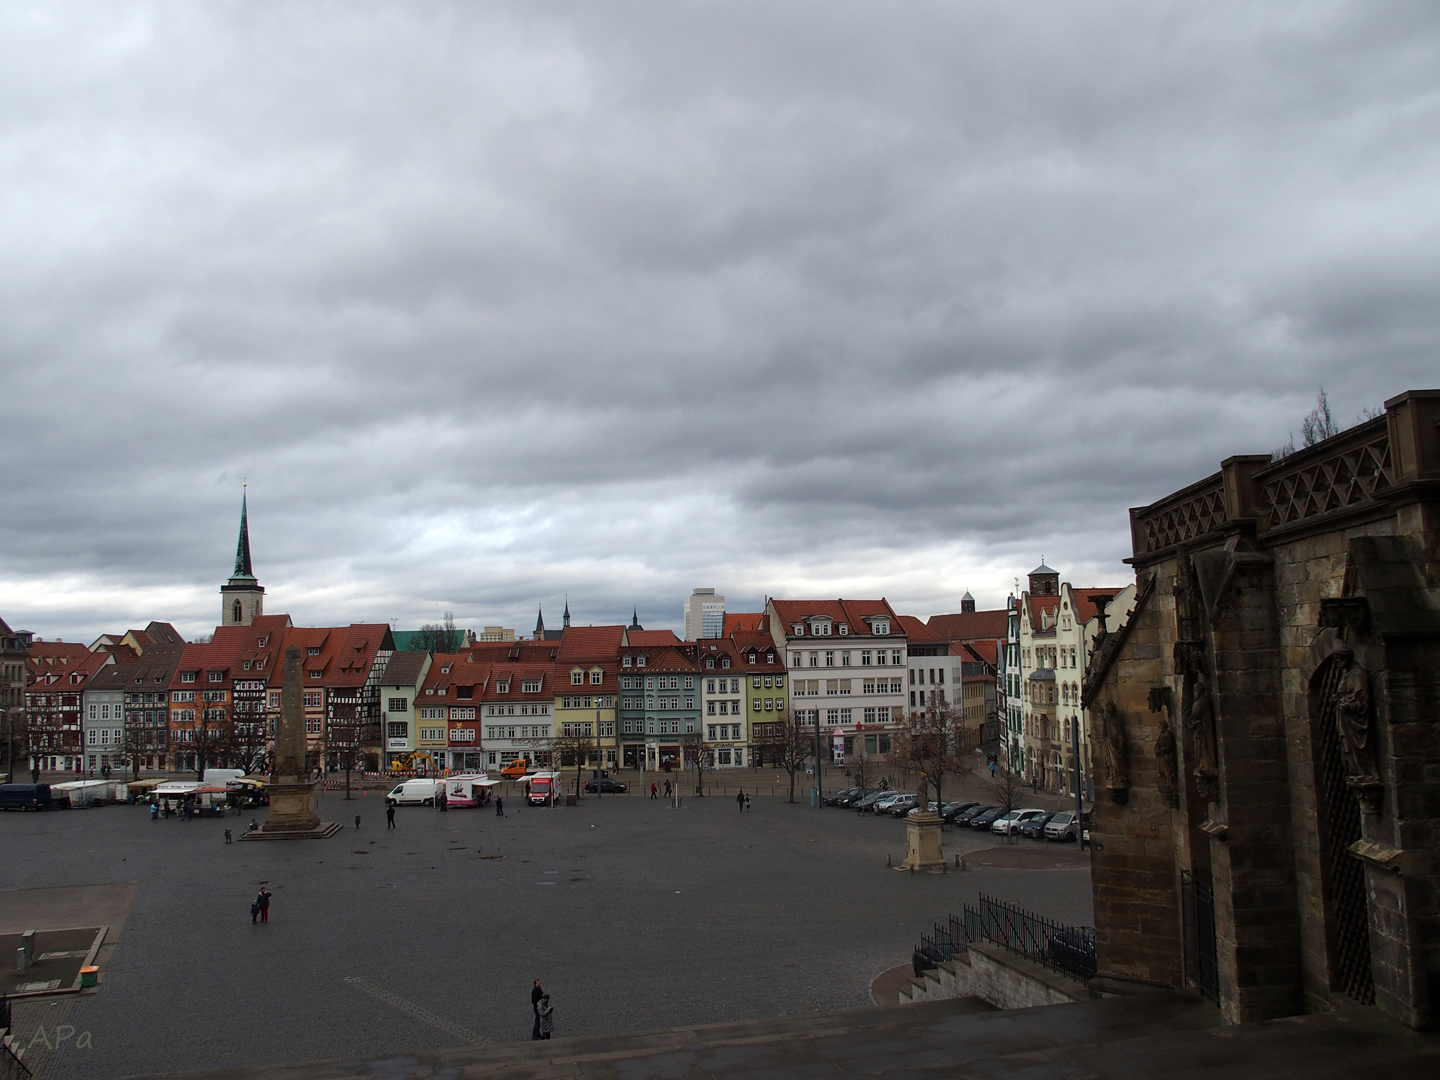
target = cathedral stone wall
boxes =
[1085,390,1440,1030]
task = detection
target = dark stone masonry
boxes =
[1084,388,1440,1029]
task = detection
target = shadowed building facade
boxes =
[1083,389,1440,1030]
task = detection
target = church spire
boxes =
[563,596,570,628]
[231,489,256,583]
[535,606,545,634]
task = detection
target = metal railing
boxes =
[1181,871,1219,1002]
[0,996,34,1080]
[915,894,1096,982]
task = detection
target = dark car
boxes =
[953,804,992,827]
[1048,926,1098,980]
[824,787,861,807]
[839,788,875,807]
[0,783,54,810]
[852,791,890,812]
[940,800,978,822]
[583,778,628,793]
[970,806,1005,830]
[1018,812,1058,839]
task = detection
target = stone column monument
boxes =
[899,775,946,873]
[241,645,339,840]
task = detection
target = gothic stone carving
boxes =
[1096,700,1130,803]
[1186,671,1220,804]
[1332,647,1383,816]
[1155,719,1179,807]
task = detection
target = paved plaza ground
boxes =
[3,789,1091,1080]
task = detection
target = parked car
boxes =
[852,791,891,812]
[870,792,910,814]
[1044,809,1091,842]
[0,783,55,811]
[386,779,442,806]
[1047,926,1098,980]
[970,806,1005,830]
[940,801,978,822]
[992,808,1048,835]
[824,787,862,807]
[583,777,628,793]
[886,794,919,816]
[953,804,992,827]
[838,788,874,807]
[1018,812,1058,839]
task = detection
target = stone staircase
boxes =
[897,942,1090,1009]
[115,990,1440,1080]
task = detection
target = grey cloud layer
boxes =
[3,1,1438,639]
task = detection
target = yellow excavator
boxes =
[388,751,438,775]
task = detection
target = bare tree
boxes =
[988,761,1027,813]
[120,723,151,782]
[893,690,974,809]
[328,706,363,799]
[680,731,709,795]
[192,709,231,779]
[227,705,270,776]
[1300,388,1340,447]
[552,728,593,798]
[415,613,463,655]
[769,715,811,804]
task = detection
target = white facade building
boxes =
[684,588,726,640]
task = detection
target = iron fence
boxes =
[914,894,1096,982]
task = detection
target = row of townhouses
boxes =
[2,502,1129,799]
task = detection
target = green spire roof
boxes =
[231,491,256,582]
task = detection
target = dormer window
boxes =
[308,647,320,656]
[589,668,603,685]
[637,656,647,668]
[181,672,196,683]
[793,624,804,635]
[748,652,757,665]
[721,657,731,669]
[870,619,890,635]
[257,636,268,648]
[705,659,714,669]
[766,651,775,664]
[243,660,252,670]
[522,680,541,693]
[810,618,831,636]
[838,624,848,635]
[571,669,584,686]
[622,655,632,668]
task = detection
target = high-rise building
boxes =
[683,589,726,640]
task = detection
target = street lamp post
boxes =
[595,697,601,799]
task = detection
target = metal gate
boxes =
[1181,869,1219,1002]
[1315,658,1375,1004]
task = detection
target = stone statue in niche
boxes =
[1333,647,1383,815]
[1096,700,1129,802]
[1155,718,1179,807]
[1186,671,1220,803]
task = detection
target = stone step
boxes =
[115,992,1440,1080]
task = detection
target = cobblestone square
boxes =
[4,791,1091,1079]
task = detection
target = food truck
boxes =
[442,773,499,807]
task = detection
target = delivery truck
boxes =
[525,770,563,806]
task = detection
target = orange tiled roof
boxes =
[927,609,1007,642]
[556,625,626,661]
[770,599,900,636]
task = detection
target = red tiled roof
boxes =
[479,664,551,702]
[728,631,784,669]
[769,599,901,637]
[618,644,698,673]
[956,639,999,667]
[1071,588,1126,624]
[927,609,1008,642]
[555,625,625,661]
[723,612,765,634]
[625,629,681,647]
[895,615,941,643]
[1026,596,1061,631]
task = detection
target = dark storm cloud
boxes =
[2,1,1439,641]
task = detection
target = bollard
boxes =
[886,853,892,866]
[18,929,36,972]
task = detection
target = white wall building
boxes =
[684,588,726,640]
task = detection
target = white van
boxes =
[203,768,247,787]
[386,778,442,806]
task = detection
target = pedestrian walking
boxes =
[252,886,271,924]
[150,801,159,821]
[1032,775,1038,794]
[744,794,751,812]
[663,779,672,798]
[224,829,233,843]
[495,796,505,817]
[537,995,554,1040]
[649,783,657,800]
[439,791,448,812]
[386,804,396,829]
[736,790,744,811]
[355,814,361,829]
[530,979,544,1040]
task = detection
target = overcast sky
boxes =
[3,2,1438,644]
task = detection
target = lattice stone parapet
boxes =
[1132,474,1227,556]
[1257,419,1394,532]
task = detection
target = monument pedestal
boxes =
[899,811,946,872]
[239,778,341,840]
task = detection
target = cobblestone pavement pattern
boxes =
[3,791,1091,1079]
